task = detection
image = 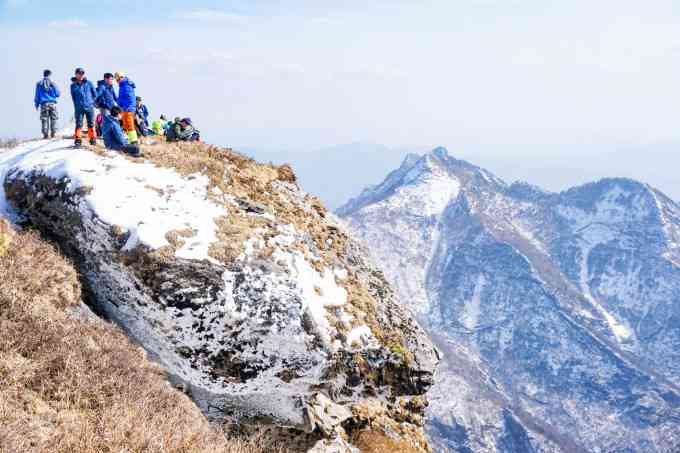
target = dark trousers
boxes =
[40,102,58,136]
[119,144,141,157]
[75,107,95,136]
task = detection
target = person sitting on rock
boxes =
[101,106,141,157]
[167,117,200,142]
[150,118,162,136]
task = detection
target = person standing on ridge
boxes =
[114,71,139,144]
[34,69,60,139]
[95,72,118,116]
[70,67,97,146]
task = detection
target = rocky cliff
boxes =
[0,139,439,453]
[338,147,680,452]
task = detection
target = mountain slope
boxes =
[1,138,440,453]
[338,147,680,452]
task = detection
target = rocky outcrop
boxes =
[2,140,439,452]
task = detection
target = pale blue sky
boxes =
[2,0,680,198]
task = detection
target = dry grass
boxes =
[351,429,423,453]
[0,220,288,453]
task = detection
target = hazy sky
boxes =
[2,0,680,198]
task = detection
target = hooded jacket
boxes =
[117,77,136,112]
[34,78,60,108]
[95,80,118,110]
[70,77,97,111]
[101,114,129,150]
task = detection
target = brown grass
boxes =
[351,429,423,453]
[0,221,288,453]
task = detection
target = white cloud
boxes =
[339,64,407,81]
[173,9,247,25]
[47,18,88,28]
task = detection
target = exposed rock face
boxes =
[338,147,680,452]
[2,140,439,452]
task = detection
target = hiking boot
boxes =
[43,133,49,139]
[50,131,56,138]
[74,138,82,147]
[89,138,97,146]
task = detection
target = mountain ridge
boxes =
[338,147,680,452]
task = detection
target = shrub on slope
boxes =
[0,219,284,453]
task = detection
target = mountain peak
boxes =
[430,146,449,159]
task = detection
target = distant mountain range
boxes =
[242,142,680,212]
[338,147,680,452]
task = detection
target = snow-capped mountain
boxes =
[338,147,680,452]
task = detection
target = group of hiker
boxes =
[34,68,201,157]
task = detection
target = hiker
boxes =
[70,67,97,146]
[95,112,104,138]
[150,118,163,136]
[101,106,141,157]
[135,97,149,126]
[167,117,200,142]
[114,71,139,144]
[134,97,150,137]
[34,69,60,139]
[95,73,118,115]
[160,115,172,135]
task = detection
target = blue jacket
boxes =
[117,77,136,112]
[95,80,118,110]
[101,114,129,151]
[70,77,97,111]
[136,104,149,122]
[34,78,60,108]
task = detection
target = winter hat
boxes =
[75,67,85,75]
[181,117,192,125]
[43,69,52,77]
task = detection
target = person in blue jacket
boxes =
[34,69,60,139]
[102,106,141,157]
[95,72,118,114]
[135,96,150,136]
[114,71,138,144]
[70,67,98,146]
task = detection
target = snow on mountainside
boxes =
[0,138,440,453]
[338,147,680,453]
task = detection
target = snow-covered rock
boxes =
[1,139,439,452]
[339,147,680,452]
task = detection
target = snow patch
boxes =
[271,247,349,349]
[2,139,224,261]
[461,274,486,331]
[579,242,632,342]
